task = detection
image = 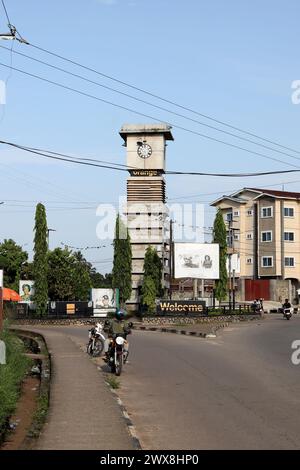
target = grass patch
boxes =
[0,328,31,442]
[27,392,49,439]
[106,375,120,390]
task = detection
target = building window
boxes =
[284,207,294,218]
[285,257,295,267]
[234,234,240,241]
[233,210,240,217]
[284,232,295,242]
[262,257,273,267]
[246,258,253,264]
[261,231,272,242]
[261,207,273,218]
[227,235,233,246]
[226,212,233,222]
[246,233,253,240]
[247,209,253,216]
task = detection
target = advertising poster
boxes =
[91,288,119,317]
[19,280,35,303]
[174,243,220,280]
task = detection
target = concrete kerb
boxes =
[131,324,228,338]
[107,386,142,450]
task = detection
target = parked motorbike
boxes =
[87,323,106,356]
[283,308,293,320]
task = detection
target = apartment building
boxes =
[211,188,300,302]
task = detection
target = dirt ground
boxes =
[1,376,39,451]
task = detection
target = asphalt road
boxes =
[50,315,300,450]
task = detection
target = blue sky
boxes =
[0,0,299,272]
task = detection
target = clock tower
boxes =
[120,123,174,311]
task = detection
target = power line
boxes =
[2,45,300,165]
[0,60,299,170]
[26,41,300,157]
[2,139,300,178]
[1,0,10,25]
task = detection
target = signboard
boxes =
[174,243,219,280]
[157,300,206,315]
[129,169,162,177]
[0,269,3,288]
[19,280,35,303]
[91,288,119,317]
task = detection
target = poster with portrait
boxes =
[19,280,35,303]
[91,288,119,317]
[174,243,220,279]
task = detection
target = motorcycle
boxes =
[283,307,293,320]
[107,322,133,376]
[87,323,106,357]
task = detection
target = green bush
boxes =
[0,329,30,438]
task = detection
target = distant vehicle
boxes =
[283,308,293,320]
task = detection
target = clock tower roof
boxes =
[120,123,174,145]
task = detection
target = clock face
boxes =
[137,143,152,159]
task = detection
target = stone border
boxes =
[10,329,51,449]
[132,314,262,337]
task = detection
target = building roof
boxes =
[211,187,300,206]
[247,188,300,200]
[119,123,174,143]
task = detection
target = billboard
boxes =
[91,288,119,317]
[174,243,219,279]
[0,269,3,288]
[19,280,35,303]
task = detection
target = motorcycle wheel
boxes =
[87,342,93,355]
[115,354,123,376]
[93,338,104,357]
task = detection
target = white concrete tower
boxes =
[120,123,174,312]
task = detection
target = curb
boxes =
[132,325,223,338]
[101,372,142,450]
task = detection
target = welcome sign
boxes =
[157,300,206,315]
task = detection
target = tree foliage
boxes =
[112,214,132,306]
[141,276,156,313]
[213,209,228,301]
[33,203,48,315]
[47,248,92,301]
[142,246,163,312]
[0,239,28,291]
[90,271,112,288]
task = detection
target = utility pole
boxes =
[228,220,233,312]
[169,219,173,300]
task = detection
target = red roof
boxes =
[247,188,300,199]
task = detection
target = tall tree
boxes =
[141,246,163,313]
[141,276,156,313]
[0,239,28,291]
[112,214,132,306]
[33,203,48,315]
[213,208,228,301]
[143,246,163,297]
